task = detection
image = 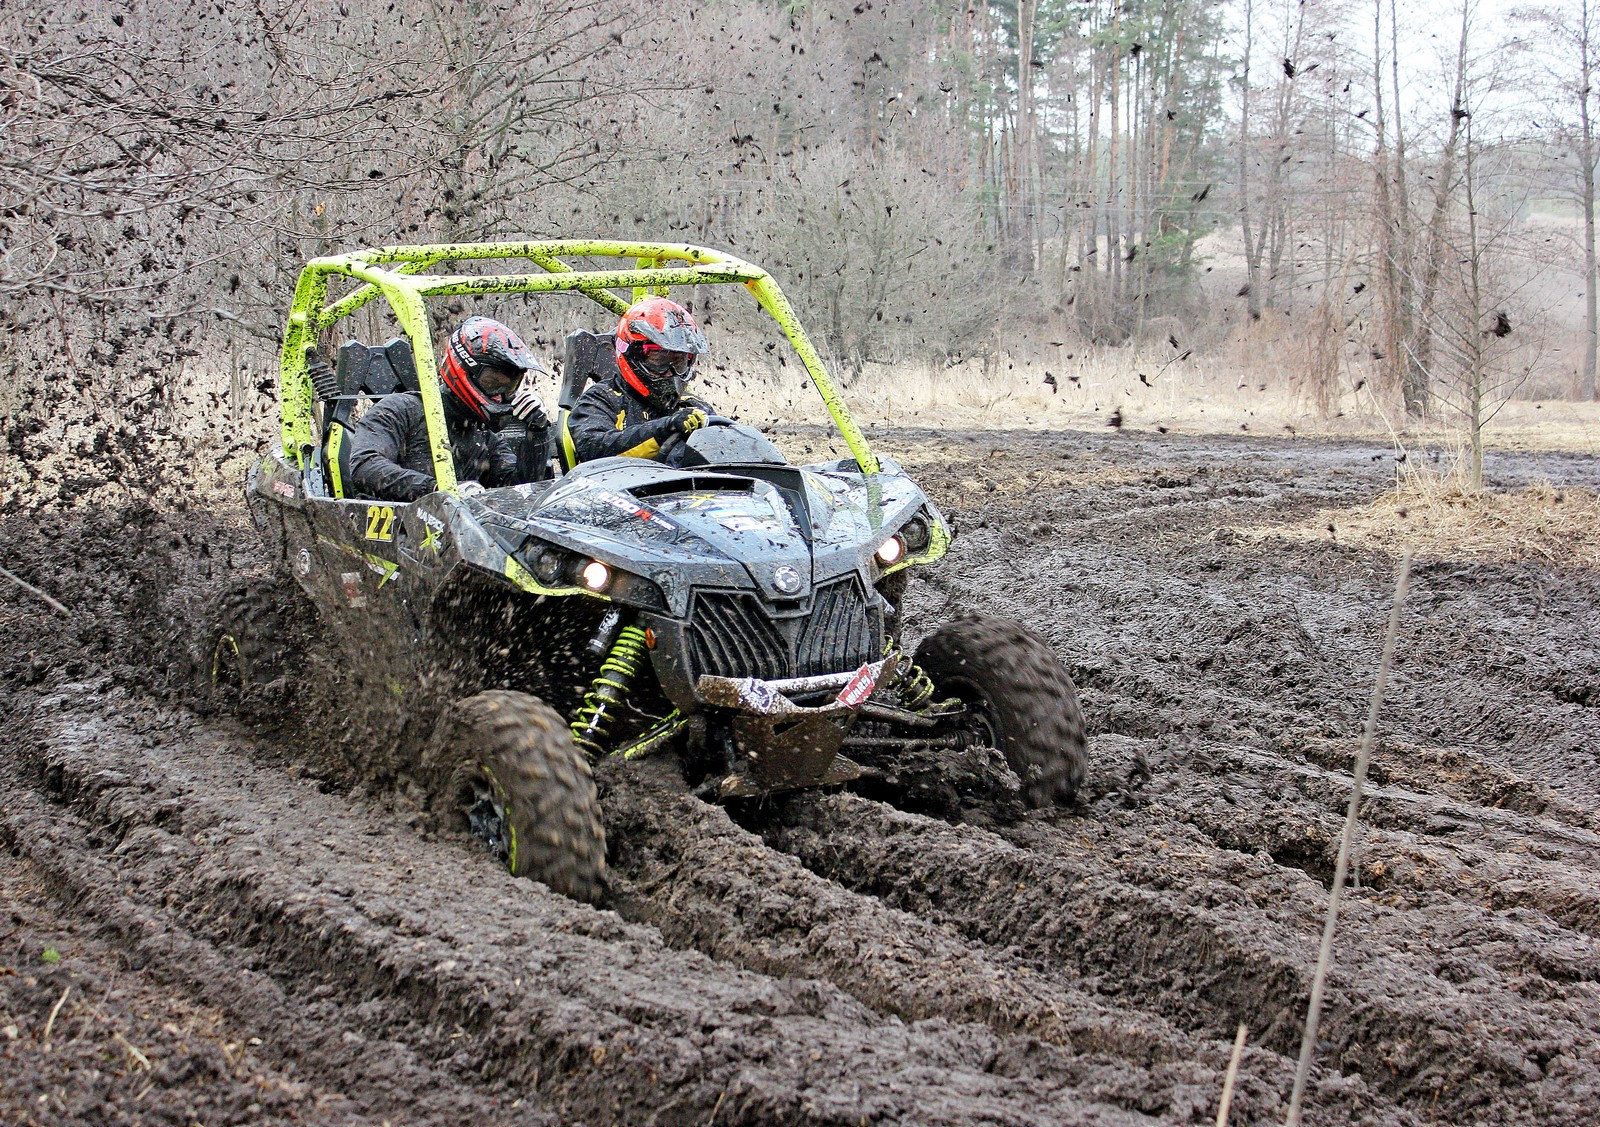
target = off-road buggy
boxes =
[226,240,1085,901]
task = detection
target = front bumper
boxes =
[694,656,899,796]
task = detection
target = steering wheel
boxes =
[658,414,736,464]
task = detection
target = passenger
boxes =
[348,316,551,502]
[567,297,718,464]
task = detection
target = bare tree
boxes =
[1510,0,1599,401]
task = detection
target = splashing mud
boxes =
[3,427,1598,1125]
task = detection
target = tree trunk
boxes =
[1390,0,1426,416]
[1412,5,1472,419]
[1464,113,1485,490]
[1370,0,1403,407]
[1108,36,1123,320]
[1582,0,1598,400]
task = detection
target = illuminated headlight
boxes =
[875,536,906,567]
[579,559,612,592]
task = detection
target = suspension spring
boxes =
[900,662,938,712]
[886,639,937,713]
[570,624,650,757]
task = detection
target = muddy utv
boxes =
[228,240,1086,901]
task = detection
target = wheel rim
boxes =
[460,774,511,866]
[210,633,244,692]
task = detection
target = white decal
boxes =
[739,678,780,713]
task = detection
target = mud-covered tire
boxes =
[436,691,606,902]
[204,577,294,700]
[914,614,1087,807]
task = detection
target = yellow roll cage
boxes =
[277,240,881,492]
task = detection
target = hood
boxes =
[468,456,931,614]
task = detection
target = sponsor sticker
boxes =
[836,662,878,708]
[739,678,780,713]
[340,571,367,607]
[271,480,296,499]
[595,489,640,515]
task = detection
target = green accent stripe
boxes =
[559,411,578,472]
[315,534,402,586]
[326,422,346,499]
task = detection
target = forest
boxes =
[2,0,1596,491]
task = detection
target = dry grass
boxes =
[712,346,1325,434]
[705,346,1600,456]
[10,325,1595,510]
[1253,468,1600,567]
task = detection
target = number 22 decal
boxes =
[365,505,396,542]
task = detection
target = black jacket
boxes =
[567,374,711,464]
[348,392,522,502]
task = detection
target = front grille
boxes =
[794,576,875,677]
[686,576,878,683]
[687,591,790,681]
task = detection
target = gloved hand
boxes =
[669,407,708,436]
[509,382,548,427]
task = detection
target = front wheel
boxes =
[433,691,607,902]
[913,614,1087,807]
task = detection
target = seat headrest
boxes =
[559,330,619,411]
[333,338,419,398]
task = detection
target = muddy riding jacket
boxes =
[348,392,521,502]
[566,374,712,464]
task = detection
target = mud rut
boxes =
[3,429,1599,1126]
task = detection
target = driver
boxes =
[566,297,718,464]
[348,316,551,502]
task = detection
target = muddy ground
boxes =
[2,427,1598,1126]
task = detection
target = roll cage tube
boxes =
[275,240,881,493]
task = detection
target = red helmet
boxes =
[615,297,708,410]
[440,316,537,421]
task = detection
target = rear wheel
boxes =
[435,690,607,902]
[913,614,1087,807]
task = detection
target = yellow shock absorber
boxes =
[886,638,937,712]
[570,624,650,757]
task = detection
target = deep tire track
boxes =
[761,790,1600,1126]
[598,759,1406,1126]
[2,686,1162,1127]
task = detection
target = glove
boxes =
[508,382,548,427]
[669,407,708,436]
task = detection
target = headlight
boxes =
[875,536,905,567]
[579,559,612,592]
[532,546,567,585]
[900,515,931,552]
